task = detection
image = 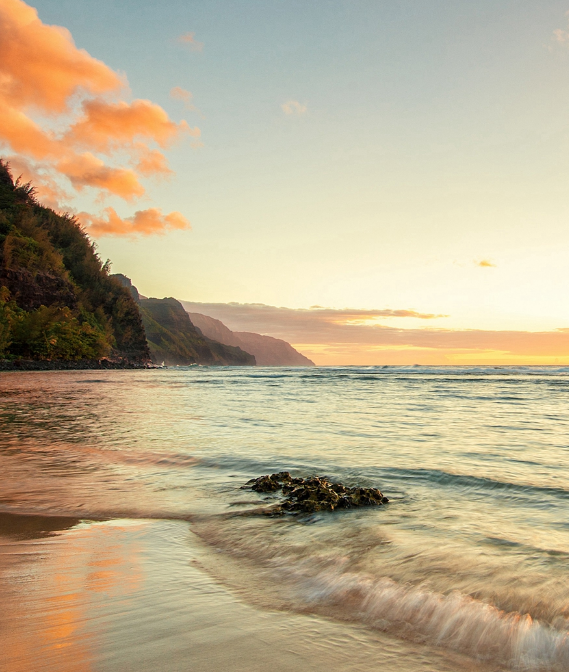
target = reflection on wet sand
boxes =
[0,516,144,672]
[0,514,497,672]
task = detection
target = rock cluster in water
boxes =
[242,472,389,515]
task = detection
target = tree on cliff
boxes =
[0,160,149,362]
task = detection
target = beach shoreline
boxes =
[0,511,496,672]
[0,359,154,371]
[2,367,567,672]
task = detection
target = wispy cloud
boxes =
[0,0,195,235]
[552,11,569,44]
[170,86,196,111]
[181,302,444,335]
[281,100,307,116]
[180,301,569,365]
[169,86,204,128]
[177,32,204,52]
[476,260,495,267]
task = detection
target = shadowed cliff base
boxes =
[0,357,153,370]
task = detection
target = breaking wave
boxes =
[289,562,569,670]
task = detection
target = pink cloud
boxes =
[180,301,569,365]
[177,32,203,52]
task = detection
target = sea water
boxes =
[1,366,568,671]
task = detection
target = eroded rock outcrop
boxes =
[242,472,389,515]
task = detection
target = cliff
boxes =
[0,161,149,364]
[187,312,315,366]
[140,298,255,366]
[186,312,242,347]
[233,331,314,366]
[111,275,255,366]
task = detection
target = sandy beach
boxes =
[0,512,493,672]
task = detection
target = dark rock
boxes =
[0,358,153,370]
[242,473,389,515]
[0,268,77,312]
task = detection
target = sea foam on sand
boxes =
[0,514,491,672]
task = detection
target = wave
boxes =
[193,514,569,671]
[290,563,569,670]
[172,365,569,379]
[380,467,569,503]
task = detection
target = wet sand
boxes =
[0,513,496,672]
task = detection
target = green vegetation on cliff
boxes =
[141,297,257,365]
[0,160,149,362]
[111,274,255,366]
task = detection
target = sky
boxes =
[2,0,569,364]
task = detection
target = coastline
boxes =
[0,358,154,371]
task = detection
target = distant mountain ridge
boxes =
[187,311,315,366]
[109,274,313,367]
[112,275,255,366]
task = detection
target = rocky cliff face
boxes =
[234,331,314,367]
[140,298,256,366]
[188,312,315,366]
[186,312,242,347]
[111,275,255,366]
[0,160,149,364]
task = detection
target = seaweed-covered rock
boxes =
[242,472,389,515]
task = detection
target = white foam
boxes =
[277,560,569,670]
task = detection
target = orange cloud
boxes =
[0,106,58,159]
[281,100,307,116]
[181,302,444,336]
[136,149,173,177]
[0,0,194,234]
[78,207,191,238]
[477,260,495,267]
[65,99,195,152]
[0,0,122,113]
[57,153,145,200]
[177,32,203,52]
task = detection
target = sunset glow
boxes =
[2,0,569,364]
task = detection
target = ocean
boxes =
[1,366,568,671]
